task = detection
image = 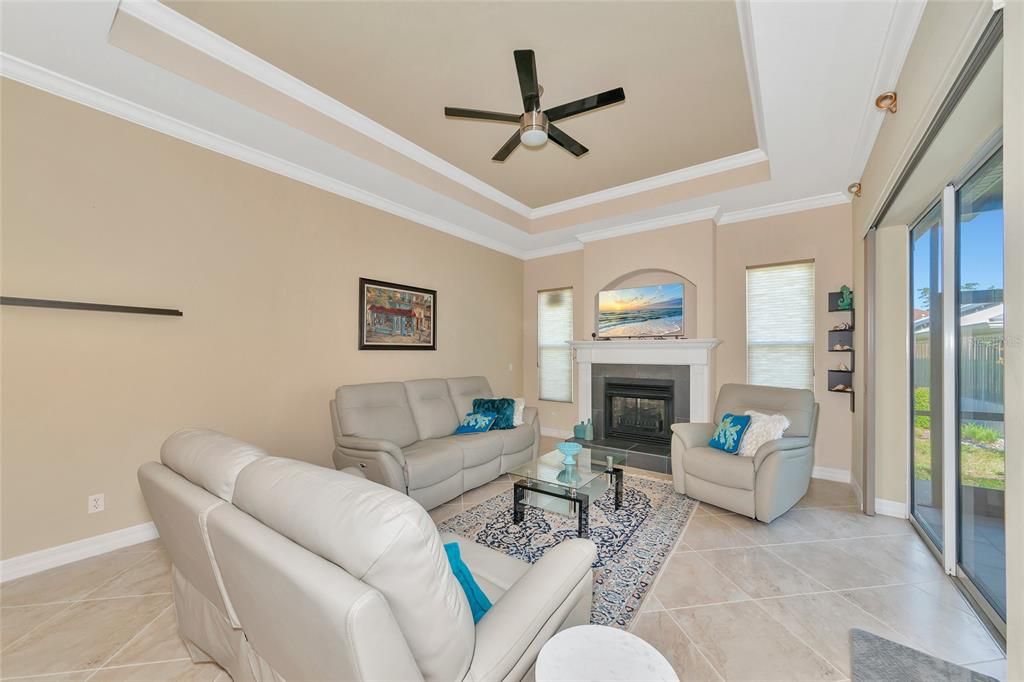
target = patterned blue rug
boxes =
[437,474,696,629]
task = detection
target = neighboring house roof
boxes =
[914,302,1004,335]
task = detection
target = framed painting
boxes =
[358,278,436,350]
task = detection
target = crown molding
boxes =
[0,53,528,259]
[117,0,770,222]
[521,242,585,260]
[3,52,864,263]
[716,192,849,225]
[528,149,765,218]
[116,0,534,217]
[575,206,721,243]
[844,0,927,183]
[735,0,767,153]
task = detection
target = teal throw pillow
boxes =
[472,398,516,430]
[444,542,492,623]
[455,412,497,434]
[708,413,752,454]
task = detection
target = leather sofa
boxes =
[670,383,819,523]
[330,376,540,510]
[139,428,595,682]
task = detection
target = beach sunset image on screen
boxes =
[597,284,684,338]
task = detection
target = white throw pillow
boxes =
[738,410,790,457]
[512,397,526,426]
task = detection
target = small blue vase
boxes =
[557,441,582,465]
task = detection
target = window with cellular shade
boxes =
[746,261,815,390]
[538,288,574,402]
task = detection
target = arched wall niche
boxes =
[594,268,697,338]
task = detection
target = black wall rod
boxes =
[0,297,183,317]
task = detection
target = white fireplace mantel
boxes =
[568,338,721,425]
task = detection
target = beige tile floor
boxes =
[1,445,1006,681]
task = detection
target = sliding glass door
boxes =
[907,145,1006,635]
[910,205,944,549]
[956,149,1005,621]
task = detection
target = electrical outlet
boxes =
[88,494,104,514]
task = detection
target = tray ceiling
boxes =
[166,1,759,208]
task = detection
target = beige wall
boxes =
[714,203,854,473]
[522,250,585,435]
[525,208,858,479]
[0,81,524,559]
[1002,0,1021,672]
[523,220,718,435]
[850,0,992,511]
[872,225,910,504]
[581,221,716,341]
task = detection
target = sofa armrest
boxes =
[468,539,596,681]
[523,406,538,425]
[670,422,715,450]
[753,436,811,470]
[335,435,405,467]
[339,466,366,479]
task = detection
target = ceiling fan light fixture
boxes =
[521,128,548,148]
[520,110,549,148]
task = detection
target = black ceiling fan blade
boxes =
[547,124,588,157]
[514,49,541,112]
[444,107,521,123]
[545,87,625,122]
[492,130,522,161]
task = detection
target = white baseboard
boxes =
[812,466,851,483]
[540,427,574,439]
[874,498,909,519]
[0,522,159,583]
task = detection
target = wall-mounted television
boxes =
[597,283,684,338]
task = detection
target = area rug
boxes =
[437,473,696,629]
[850,629,998,682]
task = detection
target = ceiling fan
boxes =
[444,49,625,162]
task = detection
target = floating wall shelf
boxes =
[1,297,183,317]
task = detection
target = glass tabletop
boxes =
[510,447,627,491]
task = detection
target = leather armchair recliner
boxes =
[671,383,819,523]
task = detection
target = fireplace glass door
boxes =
[605,378,674,445]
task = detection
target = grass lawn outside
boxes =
[914,427,1005,490]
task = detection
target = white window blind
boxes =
[538,288,573,402]
[746,262,815,390]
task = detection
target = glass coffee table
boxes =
[508,447,627,538]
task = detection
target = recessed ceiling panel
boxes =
[167,1,758,208]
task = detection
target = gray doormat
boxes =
[851,629,998,682]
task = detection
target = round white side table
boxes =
[536,624,678,682]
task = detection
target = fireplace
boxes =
[604,378,674,446]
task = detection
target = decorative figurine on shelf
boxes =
[837,285,853,310]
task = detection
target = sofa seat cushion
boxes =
[439,533,529,603]
[450,432,504,468]
[682,446,755,491]
[403,439,464,489]
[499,424,534,455]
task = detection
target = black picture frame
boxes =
[358,278,437,351]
